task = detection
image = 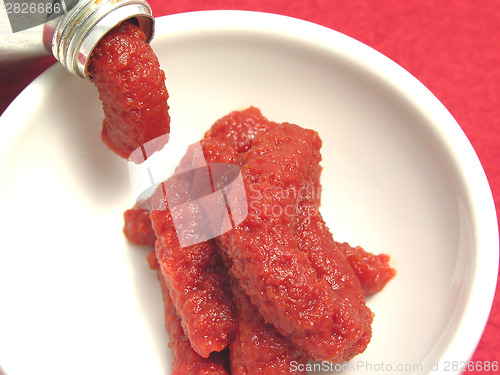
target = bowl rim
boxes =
[1,9,498,374]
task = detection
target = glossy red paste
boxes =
[147,252,230,374]
[123,107,395,372]
[88,20,170,162]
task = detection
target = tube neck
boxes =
[49,0,154,79]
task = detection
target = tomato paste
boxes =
[88,20,170,162]
[147,252,230,374]
[124,107,395,372]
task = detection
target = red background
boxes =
[1,1,498,372]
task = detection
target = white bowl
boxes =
[0,10,497,375]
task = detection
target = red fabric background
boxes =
[1,0,498,372]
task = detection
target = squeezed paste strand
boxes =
[124,107,395,371]
[88,20,170,161]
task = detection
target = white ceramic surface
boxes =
[0,11,498,375]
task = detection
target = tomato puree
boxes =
[147,252,230,374]
[88,20,170,162]
[123,107,395,372]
